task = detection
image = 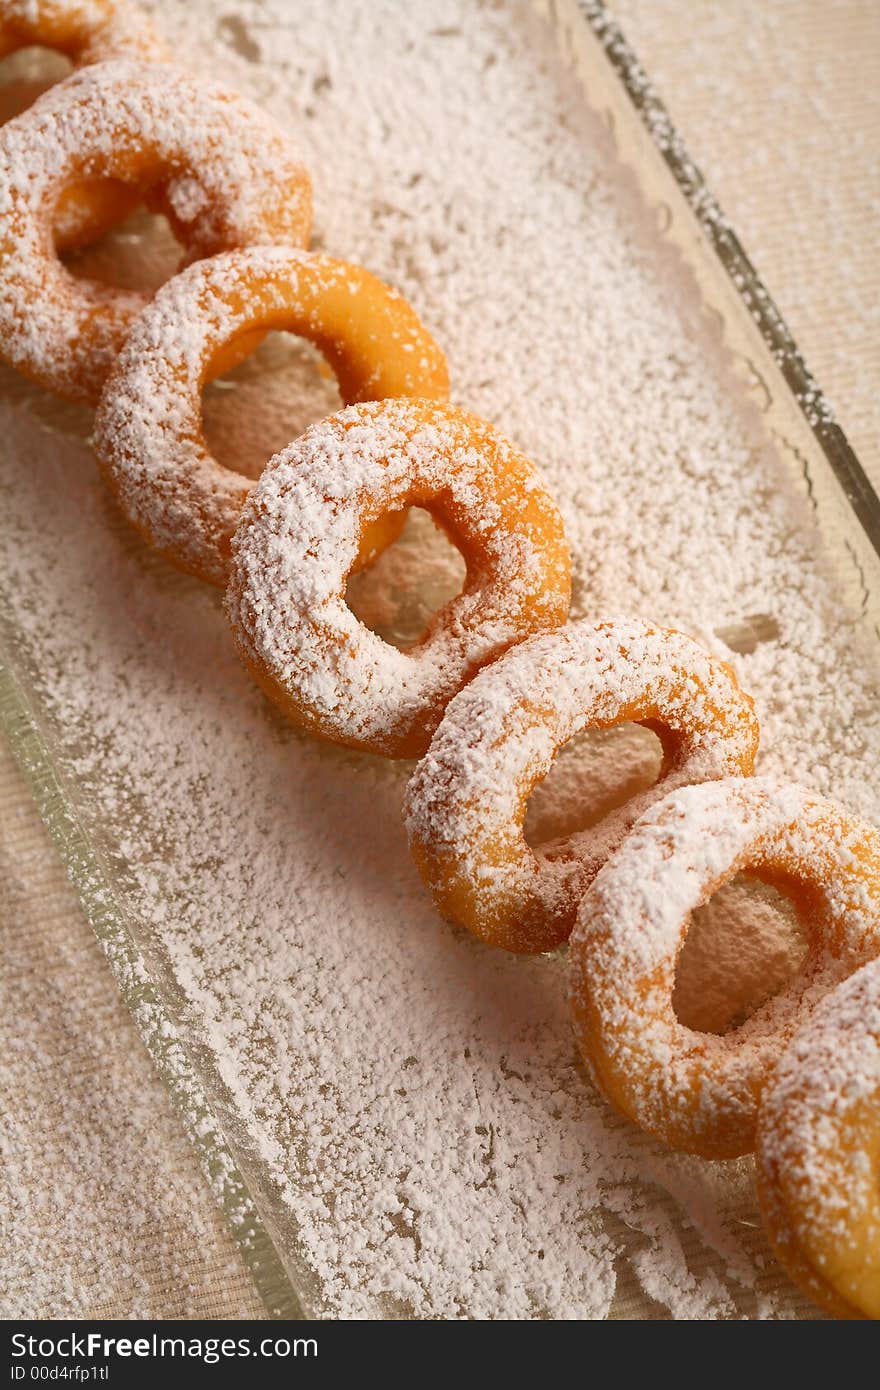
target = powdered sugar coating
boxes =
[571,777,880,1158]
[757,958,880,1319]
[227,398,571,758]
[404,618,759,953]
[0,57,312,401]
[94,246,449,585]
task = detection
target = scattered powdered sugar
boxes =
[228,399,569,757]
[1,0,878,1318]
[0,56,311,399]
[756,956,880,1314]
[571,778,880,1158]
[404,617,759,952]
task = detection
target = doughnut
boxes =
[226,399,571,759]
[0,1,166,251]
[93,246,450,586]
[0,57,312,402]
[0,0,164,64]
[757,958,880,1320]
[404,619,759,953]
[570,777,880,1159]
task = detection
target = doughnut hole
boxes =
[345,507,467,650]
[61,202,180,290]
[202,332,344,482]
[0,45,70,119]
[523,723,664,848]
[674,875,808,1035]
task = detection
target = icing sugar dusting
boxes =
[0,0,877,1318]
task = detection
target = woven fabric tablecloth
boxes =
[1,0,877,1319]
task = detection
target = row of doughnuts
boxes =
[0,0,877,1319]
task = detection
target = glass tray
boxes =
[1,0,878,1319]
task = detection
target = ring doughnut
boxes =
[570,777,880,1159]
[0,0,164,64]
[757,958,880,1320]
[0,1,166,250]
[0,57,312,402]
[93,246,450,586]
[226,398,571,759]
[404,619,759,953]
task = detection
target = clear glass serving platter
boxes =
[1,0,878,1319]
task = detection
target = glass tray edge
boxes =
[575,0,880,557]
[0,636,306,1320]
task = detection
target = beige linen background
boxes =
[1,0,877,1319]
